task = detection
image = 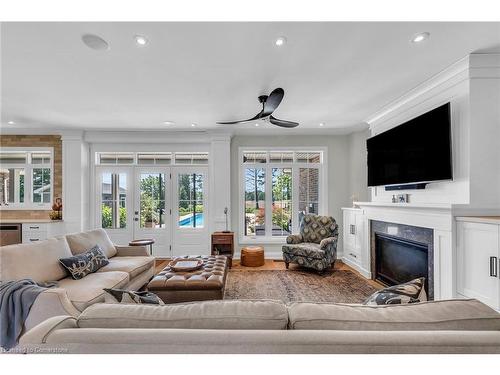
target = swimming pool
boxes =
[179,213,204,227]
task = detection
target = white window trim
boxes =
[0,147,54,210]
[238,147,328,245]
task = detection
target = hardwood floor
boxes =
[154,258,383,290]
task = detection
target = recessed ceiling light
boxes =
[134,35,148,46]
[191,123,197,127]
[411,32,430,43]
[275,37,286,47]
[255,123,259,127]
[82,34,109,51]
[7,121,15,125]
[319,122,324,127]
[163,121,174,125]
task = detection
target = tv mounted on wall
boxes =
[367,103,452,188]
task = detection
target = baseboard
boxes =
[341,257,372,279]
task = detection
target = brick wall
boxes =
[0,135,62,220]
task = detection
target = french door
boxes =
[95,165,208,257]
[172,167,209,256]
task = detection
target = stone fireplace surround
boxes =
[354,202,454,300]
[370,220,434,300]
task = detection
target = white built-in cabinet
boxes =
[22,222,64,244]
[456,217,500,310]
[341,208,365,271]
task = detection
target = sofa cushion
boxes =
[65,229,117,258]
[282,243,325,259]
[58,271,129,311]
[288,299,500,331]
[59,245,110,280]
[0,237,72,283]
[78,300,288,330]
[104,288,164,305]
[97,256,154,279]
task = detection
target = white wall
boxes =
[366,54,500,214]
[230,134,354,258]
[348,128,370,203]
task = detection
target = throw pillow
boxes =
[59,245,109,280]
[103,288,165,305]
[363,277,427,306]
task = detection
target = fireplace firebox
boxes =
[371,220,434,300]
[374,233,429,294]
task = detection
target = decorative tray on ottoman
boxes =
[168,258,204,272]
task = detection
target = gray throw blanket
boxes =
[0,279,51,350]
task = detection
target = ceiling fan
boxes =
[217,88,299,128]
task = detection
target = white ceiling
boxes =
[1,22,499,134]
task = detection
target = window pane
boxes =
[296,152,321,163]
[0,168,25,205]
[32,152,51,164]
[137,153,172,165]
[32,168,51,203]
[175,153,208,165]
[139,173,166,229]
[178,173,204,228]
[243,152,267,164]
[299,168,319,221]
[269,152,293,163]
[101,172,127,229]
[0,152,27,164]
[244,168,265,236]
[98,153,134,164]
[272,168,292,236]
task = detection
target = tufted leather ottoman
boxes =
[147,255,228,304]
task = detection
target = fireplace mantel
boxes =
[348,201,454,300]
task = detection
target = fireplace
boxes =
[371,220,434,300]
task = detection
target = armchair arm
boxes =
[319,236,338,250]
[320,236,338,263]
[286,234,304,244]
[114,245,149,257]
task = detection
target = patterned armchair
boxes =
[282,214,338,273]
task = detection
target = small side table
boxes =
[129,239,155,256]
[211,232,234,268]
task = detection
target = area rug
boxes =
[224,269,379,304]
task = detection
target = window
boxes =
[101,172,127,229]
[178,173,204,228]
[240,149,326,242]
[0,149,53,209]
[96,152,208,166]
[244,168,265,236]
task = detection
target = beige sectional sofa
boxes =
[0,229,155,332]
[18,298,500,354]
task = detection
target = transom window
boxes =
[0,148,53,209]
[96,152,208,165]
[240,149,326,243]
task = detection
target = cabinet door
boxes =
[343,211,355,249]
[456,222,500,309]
[354,213,364,251]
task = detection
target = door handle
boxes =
[134,211,139,215]
[490,256,498,278]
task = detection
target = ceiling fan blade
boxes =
[262,88,284,117]
[217,111,263,125]
[269,115,299,128]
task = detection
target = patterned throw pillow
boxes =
[103,288,165,305]
[363,277,427,305]
[59,245,109,280]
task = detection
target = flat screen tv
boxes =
[367,103,452,187]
